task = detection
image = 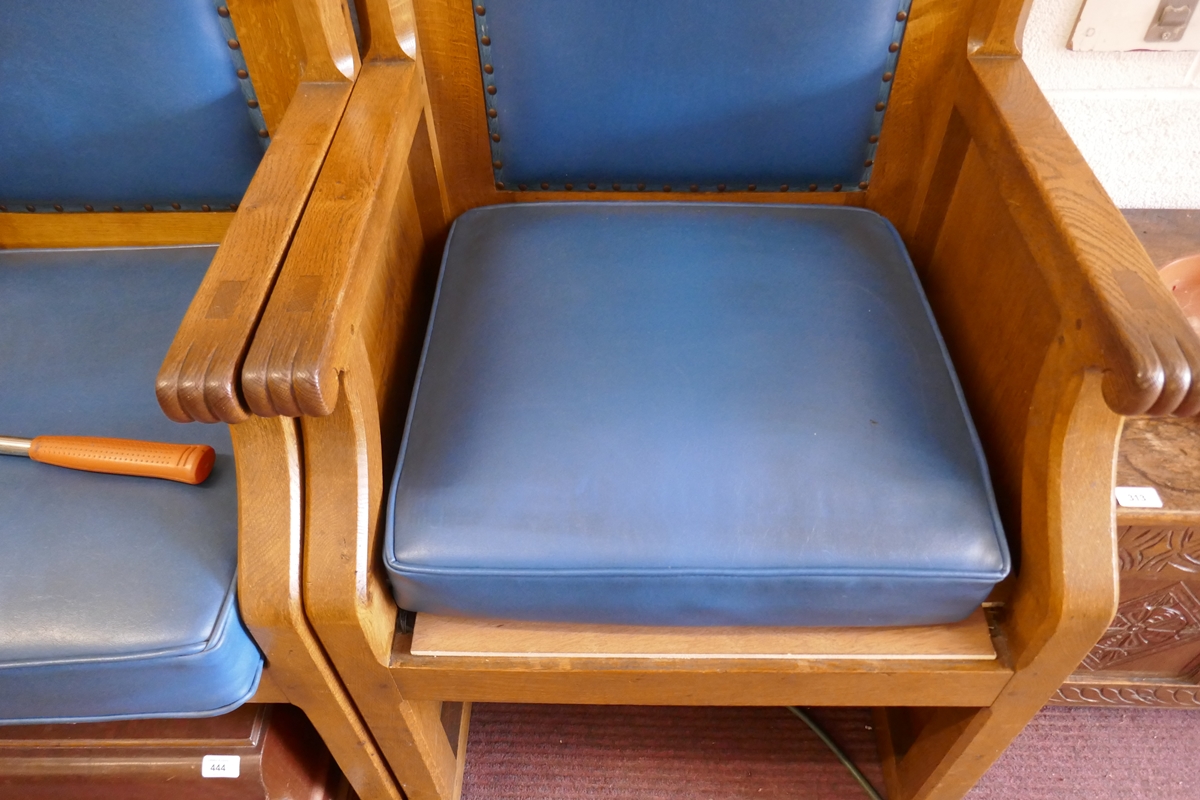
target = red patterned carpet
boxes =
[459,704,1200,799]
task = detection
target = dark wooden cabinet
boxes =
[0,704,350,799]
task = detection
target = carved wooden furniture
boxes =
[0,704,347,800]
[156,0,1200,799]
[0,2,402,798]
[1054,209,1200,709]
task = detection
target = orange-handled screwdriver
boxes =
[0,435,215,485]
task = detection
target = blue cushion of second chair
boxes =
[386,203,1010,627]
[0,246,261,724]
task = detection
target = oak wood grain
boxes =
[232,415,403,800]
[242,61,426,418]
[0,212,232,249]
[157,83,354,424]
[410,610,997,661]
[960,56,1200,417]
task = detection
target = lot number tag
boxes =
[1115,486,1163,509]
[201,755,241,779]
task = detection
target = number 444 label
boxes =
[201,755,241,779]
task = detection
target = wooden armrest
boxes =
[156,0,359,424]
[155,82,355,424]
[241,60,429,418]
[958,55,1200,417]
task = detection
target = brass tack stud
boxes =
[859,181,869,189]
[541,182,549,189]
[488,108,498,118]
[54,204,63,212]
[808,184,818,191]
[258,128,269,138]
[519,184,527,191]
[230,203,238,211]
[875,102,885,111]
[493,160,503,168]
[896,11,907,21]
[747,184,757,191]
[612,183,621,190]
[237,68,249,79]
[248,99,259,108]
[172,202,181,210]
[565,183,574,190]
[637,183,646,190]
[780,184,789,191]
[869,135,879,143]
[491,133,501,142]
[227,39,240,49]
[484,64,494,74]
[588,183,596,190]
[487,85,497,95]
[25,204,35,212]
[717,184,726,192]
[882,72,894,82]
[84,205,94,211]
[481,35,491,45]
[690,184,699,192]
[889,42,899,53]
[144,204,154,211]
[495,181,505,189]
[865,159,874,167]
[113,205,123,211]
[218,6,230,17]
[475,5,485,15]
[832,184,842,192]
[0,205,6,212]
[202,204,212,211]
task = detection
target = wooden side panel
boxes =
[923,142,1060,542]
[228,0,306,134]
[867,0,974,238]
[411,0,495,218]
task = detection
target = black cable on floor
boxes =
[786,706,884,800]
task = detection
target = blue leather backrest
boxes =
[0,0,268,212]
[478,0,911,193]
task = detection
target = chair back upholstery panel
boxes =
[0,0,267,212]
[476,0,910,192]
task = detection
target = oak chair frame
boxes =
[158,0,1200,798]
[0,1,404,798]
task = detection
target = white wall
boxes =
[1023,0,1200,208]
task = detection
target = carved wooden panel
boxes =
[1052,684,1200,707]
[1119,527,1200,574]
[1082,582,1200,671]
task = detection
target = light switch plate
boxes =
[1070,0,1200,51]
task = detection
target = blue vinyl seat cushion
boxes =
[386,203,1010,627]
[0,246,261,725]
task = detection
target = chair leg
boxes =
[233,415,404,800]
[299,361,462,800]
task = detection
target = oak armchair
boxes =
[161,0,1200,798]
[0,2,404,798]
